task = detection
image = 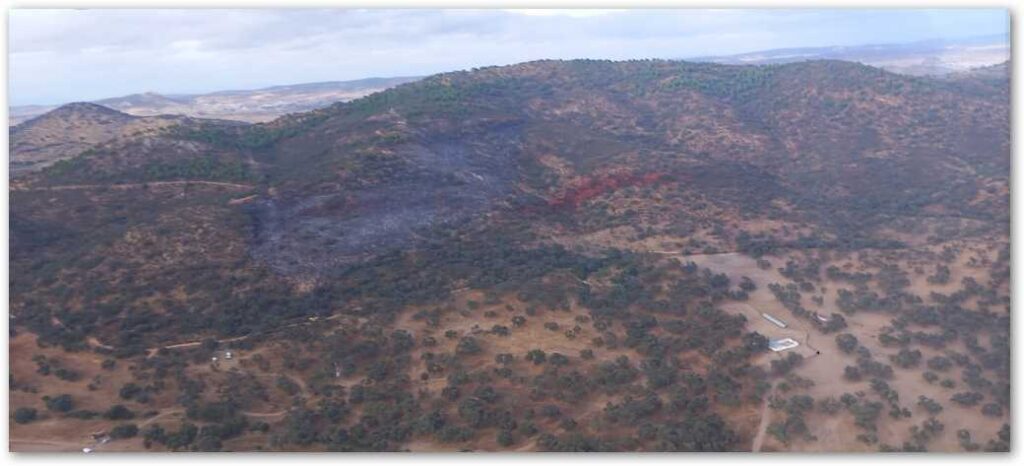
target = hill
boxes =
[9,59,1009,452]
[9,76,422,125]
[8,103,197,175]
[228,59,1008,275]
[692,34,1010,76]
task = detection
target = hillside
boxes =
[8,102,253,176]
[9,103,191,174]
[9,59,1010,452]
[234,59,1009,275]
[9,76,422,125]
[693,34,1010,76]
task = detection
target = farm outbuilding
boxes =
[769,338,800,352]
[761,313,788,328]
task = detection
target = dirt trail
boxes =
[241,409,289,420]
[9,438,86,452]
[145,334,251,357]
[87,336,114,351]
[751,385,775,452]
[142,307,361,358]
[139,409,185,428]
[138,407,287,425]
[228,194,259,205]
[11,180,254,191]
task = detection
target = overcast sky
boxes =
[8,8,1010,105]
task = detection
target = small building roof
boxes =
[762,313,788,328]
[768,338,800,352]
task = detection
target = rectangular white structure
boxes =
[762,312,788,328]
[769,338,800,352]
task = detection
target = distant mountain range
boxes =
[10,34,1007,127]
[9,76,421,125]
[691,34,1009,76]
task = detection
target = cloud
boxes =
[504,9,626,18]
[8,9,1009,105]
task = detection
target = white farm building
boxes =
[761,313,788,328]
[768,338,800,352]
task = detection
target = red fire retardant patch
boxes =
[547,171,667,209]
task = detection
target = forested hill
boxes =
[10,58,1009,452]
[13,57,1009,323]
[159,58,1009,274]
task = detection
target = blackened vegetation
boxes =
[249,122,525,276]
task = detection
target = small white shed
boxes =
[769,338,800,352]
[762,313,788,328]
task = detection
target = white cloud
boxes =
[504,9,626,18]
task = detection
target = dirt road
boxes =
[9,438,86,452]
[751,384,775,452]
[145,334,252,357]
[139,409,185,428]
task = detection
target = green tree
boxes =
[14,407,38,424]
[110,423,140,439]
[43,394,74,413]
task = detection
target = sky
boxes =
[8,8,1010,106]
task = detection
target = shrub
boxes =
[455,337,482,355]
[497,430,515,447]
[836,334,859,353]
[110,423,140,439]
[526,349,547,365]
[104,404,136,420]
[119,383,143,400]
[950,392,984,407]
[981,403,1003,417]
[13,407,38,424]
[43,394,74,413]
[917,396,943,415]
[549,353,570,367]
